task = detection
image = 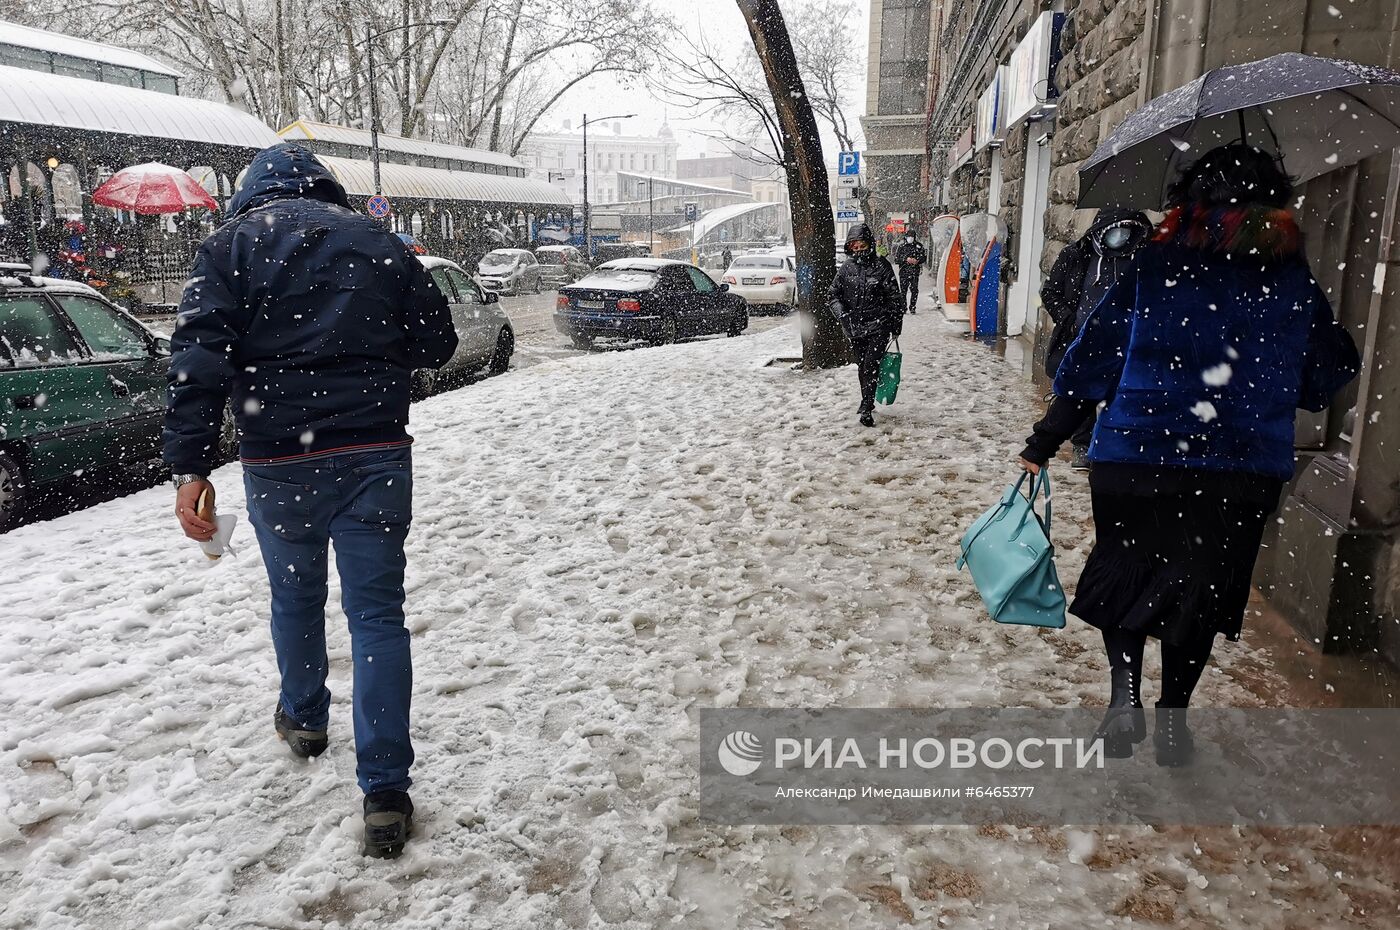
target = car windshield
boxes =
[480,252,519,270]
[536,251,566,265]
[733,256,784,269]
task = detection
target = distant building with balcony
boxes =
[518,120,680,205]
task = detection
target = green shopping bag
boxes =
[875,337,901,405]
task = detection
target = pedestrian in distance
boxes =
[1040,208,1154,468]
[721,246,733,270]
[893,231,928,314]
[1018,145,1359,766]
[831,223,904,428]
[163,143,458,859]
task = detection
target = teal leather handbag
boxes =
[956,469,1066,628]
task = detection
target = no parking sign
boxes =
[366,194,392,218]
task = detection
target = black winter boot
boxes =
[859,411,875,427]
[1153,704,1194,767]
[1094,667,1146,758]
[274,705,328,759]
[363,790,414,859]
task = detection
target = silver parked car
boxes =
[417,256,515,396]
[534,244,590,288]
[476,248,543,296]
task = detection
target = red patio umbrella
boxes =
[92,162,219,214]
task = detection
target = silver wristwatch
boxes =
[172,473,207,490]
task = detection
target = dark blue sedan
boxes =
[554,258,748,349]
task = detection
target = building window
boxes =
[876,0,930,116]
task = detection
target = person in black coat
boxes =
[1040,208,1152,466]
[163,143,457,857]
[893,232,928,314]
[831,223,903,427]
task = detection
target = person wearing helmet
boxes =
[830,223,904,426]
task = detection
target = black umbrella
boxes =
[1077,53,1400,209]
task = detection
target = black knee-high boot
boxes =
[1153,633,1216,766]
[1097,628,1147,757]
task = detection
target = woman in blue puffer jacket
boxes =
[1019,145,1360,765]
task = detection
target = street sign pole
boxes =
[684,201,699,264]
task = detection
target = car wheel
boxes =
[727,315,745,337]
[411,368,437,400]
[489,328,514,375]
[571,334,595,351]
[0,450,29,533]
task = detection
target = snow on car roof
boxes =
[417,256,466,272]
[0,272,103,296]
[598,258,685,271]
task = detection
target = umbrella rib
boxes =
[1333,86,1400,135]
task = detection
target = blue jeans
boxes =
[243,445,414,794]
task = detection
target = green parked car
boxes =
[0,269,173,531]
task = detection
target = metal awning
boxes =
[317,155,571,209]
[0,64,281,150]
[281,120,522,171]
[0,20,183,77]
[688,201,783,243]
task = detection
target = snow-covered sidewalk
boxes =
[1,315,1394,928]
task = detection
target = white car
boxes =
[476,248,543,296]
[721,253,796,313]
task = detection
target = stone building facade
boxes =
[871,0,1400,674]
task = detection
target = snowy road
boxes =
[1,316,1394,928]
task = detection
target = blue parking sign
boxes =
[837,151,860,177]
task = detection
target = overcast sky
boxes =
[537,0,872,162]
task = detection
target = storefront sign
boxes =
[975,66,1008,150]
[949,125,975,170]
[1004,11,1066,129]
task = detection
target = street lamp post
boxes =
[580,112,635,261]
[647,179,654,253]
[361,20,449,201]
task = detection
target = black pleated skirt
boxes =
[1070,491,1274,646]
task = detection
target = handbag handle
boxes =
[957,469,1053,570]
[887,335,900,353]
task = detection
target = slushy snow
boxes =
[0,315,1391,928]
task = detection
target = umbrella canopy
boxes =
[1078,53,1400,209]
[92,162,219,215]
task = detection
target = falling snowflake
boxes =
[1201,362,1232,386]
[1191,401,1218,423]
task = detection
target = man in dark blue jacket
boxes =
[164,143,456,859]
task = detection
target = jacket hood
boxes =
[1087,208,1151,238]
[844,223,875,253]
[1089,209,1152,256]
[228,143,350,218]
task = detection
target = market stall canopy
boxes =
[0,64,282,150]
[93,162,219,214]
[0,19,183,78]
[683,201,776,243]
[280,120,523,174]
[316,155,570,208]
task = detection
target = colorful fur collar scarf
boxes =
[1154,204,1302,261]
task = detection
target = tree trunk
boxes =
[735,0,848,369]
